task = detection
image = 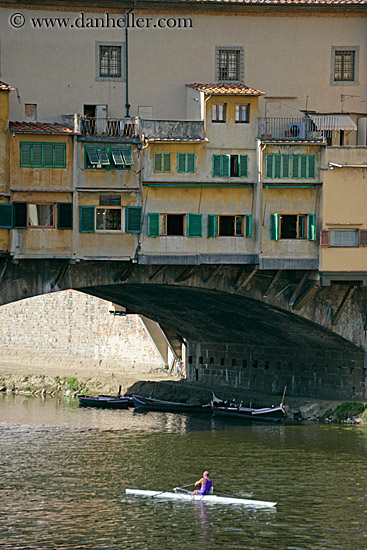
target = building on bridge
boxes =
[0,0,367,399]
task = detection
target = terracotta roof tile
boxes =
[187,83,265,95]
[0,81,15,92]
[9,121,74,135]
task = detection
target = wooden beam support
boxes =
[175,265,198,283]
[204,265,222,285]
[332,285,357,327]
[0,261,8,284]
[114,263,137,282]
[149,265,166,281]
[263,270,283,298]
[51,262,69,290]
[236,267,259,292]
[289,271,310,308]
[293,285,320,311]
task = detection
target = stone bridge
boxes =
[0,259,366,400]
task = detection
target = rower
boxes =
[192,471,213,495]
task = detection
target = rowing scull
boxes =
[125,489,276,507]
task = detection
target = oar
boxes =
[151,483,195,499]
[213,488,243,498]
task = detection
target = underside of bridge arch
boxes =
[80,283,366,401]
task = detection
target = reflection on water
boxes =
[1,394,367,549]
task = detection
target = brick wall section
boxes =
[0,290,163,372]
[186,342,366,400]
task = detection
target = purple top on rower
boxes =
[197,477,212,495]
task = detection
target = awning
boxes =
[308,114,357,131]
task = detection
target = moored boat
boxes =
[132,394,211,414]
[77,394,132,409]
[125,488,276,507]
[211,388,286,422]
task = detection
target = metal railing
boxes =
[258,117,324,141]
[80,116,139,138]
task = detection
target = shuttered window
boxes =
[308,214,317,241]
[207,214,218,238]
[212,155,230,177]
[208,214,252,237]
[177,153,195,173]
[291,155,316,179]
[0,204,13,228]
[85,145,133,169]
[271,213,280,240]
[153,153,171,173]
[20,142,66,168]
[13,202,27,228]
[186,213,202,237]
[57,203,73,230]
[79,206,95,233]
[148,213,160,237]
[265,154,290,179]
[272,213,317,240]
[126,206,142,233]
[239,155,248,177]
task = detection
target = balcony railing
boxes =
[258,117,324,141]
[80,116,139,138]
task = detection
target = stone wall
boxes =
[0,290,164,374]
[186,341,366,400]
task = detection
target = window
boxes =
[84,145,133,170]
[20,142,66,168]
[177,153,195,173]
[99,194,121,206]
[25,104,37,122]
[265,154,316,179]
[331,230,359,247]
[96,207,122,231]
[208,214,252,237]
[271,213,316,241]
[212,104,226,122]
[212,154,248,177]
[153,153,171,173]
[331,47,358,85]
[334,50,355,82]
[99,45,122,78]
[235,104,250,123]
[28,204,54,228]
[147,213,202,237]
[79,205,142,233]
[216,47,243,81]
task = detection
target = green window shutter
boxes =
[79,206,95,233]
[0,204,13,228]
[110,146,124,166]
[20,143,32,167]
[292,155,300,178]
[57,203,73,229]
[85,146,99,166]
[154,153,162,172]
[187,153,195,173]
[121,146,134,166]
[222,155,230,177]
[265,154,273,178]
[245,215,252,238]
[13,202,27,228]
[177,153,186,173]
[54,144,66,168]
[274,155,282,178]
[96,146,110,166]
[163,153,171,172]
[32,144,43,167]
[308,155,316,178]
[239,155,248,177]
[270,213,280,241]
[308,214,317,241]
[187,213,202,237]
[212,155,222,177]
[148,213,160,237]
[126,206,142,233]
[207,215,218,238]
[300,155,308,178]
[43,143,54,167]
[282,154,290,178]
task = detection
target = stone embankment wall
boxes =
[0,290,164,377]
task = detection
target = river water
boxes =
[1,394,367,550]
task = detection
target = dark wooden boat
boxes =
[77,393,132,410]
[211,388,286,423]
[132,394,211,414]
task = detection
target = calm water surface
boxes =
[1,394,367,549]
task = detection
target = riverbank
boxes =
[1,369,366,424]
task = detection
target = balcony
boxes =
[258,118,324,141]
[79,116,139,139]
[140,120,205,141]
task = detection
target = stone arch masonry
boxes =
[0,259,366,400]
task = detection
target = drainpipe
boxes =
[125,0,136,117]
[256,139,266,259]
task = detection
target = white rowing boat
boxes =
[125,489,276,507]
